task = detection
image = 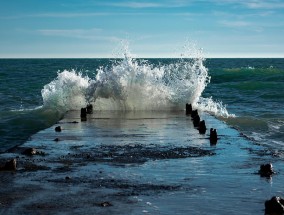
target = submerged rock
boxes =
[98,202,112,207]
[259,163,275,177]
[83,144,215,165]
[22,148,45,156]
[23,162,50,171]
[22,148,37,156]
[265,196,284,214]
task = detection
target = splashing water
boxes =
[41,48,233,117]
[197,97,234,118]
[41,70,90,111]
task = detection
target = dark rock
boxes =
[99,201,112,207]
[65,176,71,180]
[185,103,192,115]
[37,151,45,156]
[86,104,93,114]
[5,159,17,171]
[23,163,50,171]
[95,144,215,164]
[210,128,218,145]
[198,120,207,134]
[22,148,37,156]
[54,138,60,142]
[55,126,62,132]
[0,159,17,171]
[259,163,275,177]
[22,148,45,156]
[265,196,284,214]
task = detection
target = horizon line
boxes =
[1,56,284,59]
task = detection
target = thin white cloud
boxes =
[34,12,109,18]
[103,1,188,8]
[244,1,284,9]
[215,0,284,9]
[220,20,251,28]
[1,12,109,20]
[219,20,265,32]
[38,28,101,36]
[1,11,198,20]
[37,28,120,42]
[212,10,276,19]
[108,2,162,8]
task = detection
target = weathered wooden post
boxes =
[193,114,200,127]
[86,104,93,114]
[81,107,87,121]
[186,103,192,115]
[210,128,218,145]
[198,120,207,134]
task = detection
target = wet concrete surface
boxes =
[1,111,284,214]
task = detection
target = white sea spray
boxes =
[41,69,90,111]
[41,46,233,117]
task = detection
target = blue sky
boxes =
[0,0,284,58]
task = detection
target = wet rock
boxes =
[54,138,60,142]
[259,163,275,177]
[22,148,37,156]
[22,148,45,156]
[55,126,62,132]
[185,103,192,115]
[98,201,112,207]
[38,151,45,156]
[23,163,50,171]
[0,159,17,171]
[198,120,207,134]
[65,176,71,180]
[210,128,218,145]
[265,196,284,214]
[93,144,215,165]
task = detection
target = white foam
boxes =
[41,45,233,117]
[11,105,43,112]
[41,70,90,112]
[196,97,235,118]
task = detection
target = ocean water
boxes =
[0,56,283,157]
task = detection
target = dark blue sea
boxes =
[0,57,284,157]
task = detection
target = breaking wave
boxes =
[41,48,233,117]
